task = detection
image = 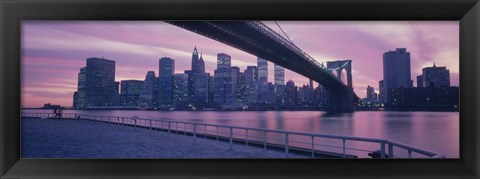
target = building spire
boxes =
[193,46,198,56]
[433,62,436,67]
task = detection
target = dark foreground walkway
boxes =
[21,118,306,158]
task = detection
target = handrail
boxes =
[21,112,445,158]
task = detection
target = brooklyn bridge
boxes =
[166,21,360,113]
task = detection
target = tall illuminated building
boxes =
[214,53,234,105]
[158,57,175,107]
[380,48,413,103]
[84,57,117,107]
[257,57,268,103]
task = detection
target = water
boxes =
[22,109,459,158]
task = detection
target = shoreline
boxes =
[22,108,460,112]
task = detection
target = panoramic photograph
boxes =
[21,21,459,158]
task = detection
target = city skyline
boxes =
[22,21,459,108]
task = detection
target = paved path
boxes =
[21,118,305,158]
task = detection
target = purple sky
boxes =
[21,21,459,108]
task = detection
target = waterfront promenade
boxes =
[21,118,305,158]
[21,112,446,159]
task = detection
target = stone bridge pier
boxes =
[327,60,354,113]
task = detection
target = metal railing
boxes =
[21,112,445,159]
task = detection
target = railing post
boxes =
[388,143,394,158]
[311,136,315,158]
[264,131,267,150]
[149,120,152,130]
[245,129,248,147]
[229,127,233,149]
[168,121,171,134]
[216,126,219,141]
[285,133,289,157]
[408,150,412,158]
[380,142,386,158]
[193,124,197,143]
[184,123,187,135]
[204,125,207,139]
[342,139,346,158]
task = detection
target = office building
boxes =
[285,80,298,105]
[257,57,269,103]
[139,71,158,109]
[380,48,413,103]
[158,57,175,107]
[244,66,258,104]
[366,85,378,103]
[213,53,234,105]
[417,63,450,88]
[186,47,208,108]
[84,57,117,107]
[274,64,285,105]
[73,67,86,109]
[120,80,143,106]
[173,73,189,109]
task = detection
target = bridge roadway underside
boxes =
[167,21,356,113]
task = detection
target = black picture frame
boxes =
[1,0,479,178]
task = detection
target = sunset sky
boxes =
[21,21,459,108]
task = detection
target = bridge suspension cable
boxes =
[274,21,294,44]
[273,21,326,69]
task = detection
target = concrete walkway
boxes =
[21,118,305,158]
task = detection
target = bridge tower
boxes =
[326,60,354,113]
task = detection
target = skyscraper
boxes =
[84,57,117,107]
[232,66,245,104]
[366,85,378,103]
[314,84,329,106]
[299,84,314,103]
[244,66,258,104]
[186,47,208,108]
[379,80,385,103]
[417,63,450,88]
[266,82,276,104]
[120,80,143,106]
[274,64,286,105]
[285,80,298,106]
[139,71,158,109]
[214,53,234,106]
[207,74,214,105]
[173,73,189,109]
[380,48,413,103]
[257,57,268,103]
[158,57,175,107]
[416,75,423,88]
[231,66,239,101]
[274,64,285,86]
[191,46,205,73]
[73,67,86,109]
